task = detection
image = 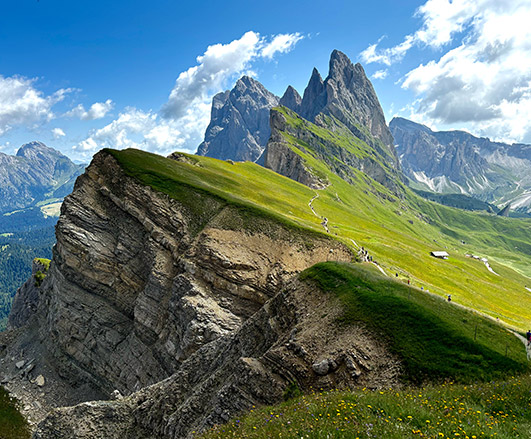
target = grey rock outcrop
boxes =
[0,142,84,214]
[3,150,397,435]
[8,259,49,329]
[279,85,302,113]
[262,107,403,194]
[33,276,400,439]
[196,76,279,162]
[390,117,531,213]
[300,68,327,121]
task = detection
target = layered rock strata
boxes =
[0,149,405,438]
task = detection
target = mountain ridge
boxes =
[390,117,531,214]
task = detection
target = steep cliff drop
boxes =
[0,150,401,437]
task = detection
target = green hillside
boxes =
[107,129,531,330]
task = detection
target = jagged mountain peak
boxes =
[298,50,398,168]
[196,76,279,161]
[16,141,59,158]
[279,85,302,113]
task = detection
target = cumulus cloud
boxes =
[73,107,202,156]
[67,99,114,120]
[361,0,497,65]
[76,31,303,156]
[52,127,66,139]
[0,74,70,136]
[161,31,303,120]
[363,0,531,143]
[261,33,303,59]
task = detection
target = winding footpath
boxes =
[308,193,330,233]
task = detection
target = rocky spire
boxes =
[279,85,302,113]
[196,76,279,162]
[297,50,398,168]
[300,68,327,121]
[324,50,395,152]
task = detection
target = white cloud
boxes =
[361,36,415,66]
[74,107,194,156]
[363,0,531,143]
[401,1,531,142]
[371,69,389,80]
[76,31,303,156]
[0,75,70,136]
[162,31,303,120]
[52,127,66,139]
[261,33,303,59]
[67,99,114,120]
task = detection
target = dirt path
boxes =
[308,194,527,360]
[308,193,329,233]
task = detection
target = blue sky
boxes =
[1,0,530,160]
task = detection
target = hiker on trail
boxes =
[447,295,452,302]
[407,279,410,285]
[527,330,531,345]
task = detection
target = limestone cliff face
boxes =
[5,149,361,403]
[33,277,400,439]
[8,259,49,330]
[299,50,399,169]
[261,110,329,189]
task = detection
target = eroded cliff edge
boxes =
[0,150,402,437]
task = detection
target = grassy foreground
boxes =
[0,387,30,439]
[301,262,528,383]
[200,375,531,439]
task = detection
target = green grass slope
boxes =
[107,141,531,330]
[300,262,528,383]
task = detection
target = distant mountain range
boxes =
[0,141,85,219]
[390,117,531,214]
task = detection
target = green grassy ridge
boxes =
[104,148,335,242]
[105,147,531,330]
[0,387,30,439]
[200,375,531,439]
[300,262,528,383]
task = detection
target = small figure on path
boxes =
[447,294,452,302]
[526,330,531,346]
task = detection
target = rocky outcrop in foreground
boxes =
[1,150,401,437]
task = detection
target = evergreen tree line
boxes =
[0,226,55,330]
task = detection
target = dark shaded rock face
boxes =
[300,68,327,122]
[390,117,531,212]
[196,76,279,162]
[0,142,84,214]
